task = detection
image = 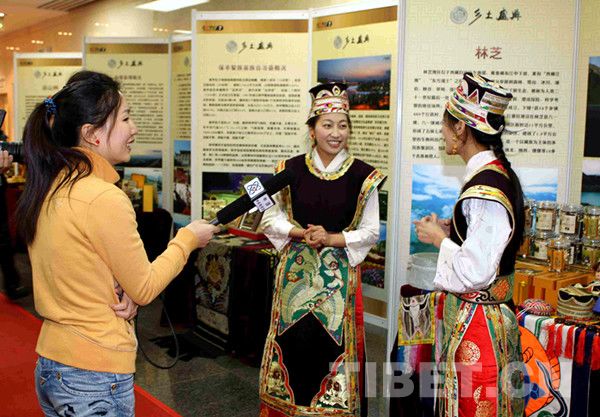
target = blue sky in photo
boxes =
[174,139,191,154]
[124,167,163,185]
[318,55,391,82]
[410,164,558,254]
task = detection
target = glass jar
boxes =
[532,230,556,261]
[558,204,582,236]
[561,234,582,265]
[535,201,557,232]
[524,199,534,232]
[583,206,600,239]
[547,237,570,272]
[582,237,600,267]
[517,231,532,258]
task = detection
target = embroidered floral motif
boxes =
[265,344,293,402]
[278,245,348,344]
[475,401,494,417]
[491,277,510,300]
[195,244,231,311]
[312,354,349,409]
[456,339,481,365]
[456,274,514,305]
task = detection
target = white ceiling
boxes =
[0,1,69,35]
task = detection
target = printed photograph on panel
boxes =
[585,56,600,157]
[581,158,600,205]
[410,164,558,254]
[361,191,387,289]
[122,167,163,210]
[173,140,191,228]
[127,148,162,167]
[411,164,462,254]
[317,55,391,110]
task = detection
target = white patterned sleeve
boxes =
[343,191,380,267]
[261,191,293,251]
[433,198,511,293]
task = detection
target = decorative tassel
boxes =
[565,326,575,359]
[575,329,587,366]
[555,324,563,357]
[409,345,418,370]
[546,324,556,357]
[592,334,600,371]
[436,294,445,320]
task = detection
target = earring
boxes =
[95,140,100,145]
[451,135,459,154]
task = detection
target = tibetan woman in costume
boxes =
[414,73,526,417]
[259,82,386,417]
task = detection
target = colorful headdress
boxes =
[307,82,350,123]
[446,73,513,135]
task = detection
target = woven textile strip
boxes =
[438,294,524,417]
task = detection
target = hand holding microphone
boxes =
[209,169,294,226]
[186,219,219,248]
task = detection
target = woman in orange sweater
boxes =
[17,70,218,416]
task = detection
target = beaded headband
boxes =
[307,82,350,123]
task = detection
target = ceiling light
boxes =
[0,12,5,17]
[136,0,209,12]
[173,29,191,34]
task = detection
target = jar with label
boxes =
[547,237,570,272]
[583,206,600,239]
[524,199,534,232]
[582,237,600,266]
[517,231,532,258]
[559,204,582,236]
[532,230,556,262]
[535,201,557,232]
[561,234,582,265]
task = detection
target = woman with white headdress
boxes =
[259,82,386,417]
[414,73,526,417]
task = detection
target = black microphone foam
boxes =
[212,169,293,225]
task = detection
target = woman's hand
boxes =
[437,217,451,237]
[0,150,13,174]
[305,224,328,248]
[414,213,447,248]
[186,219,219,248]
[111,285,139,321]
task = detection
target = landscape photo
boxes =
[317,55,391,110]
[410,164,558,254]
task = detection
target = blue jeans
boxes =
[35,356,135,417]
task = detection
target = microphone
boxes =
[209,169,293,225]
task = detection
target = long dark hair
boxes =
[16,71,121,245]
[444,110,525,242]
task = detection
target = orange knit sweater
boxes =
[30,148,198,374]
